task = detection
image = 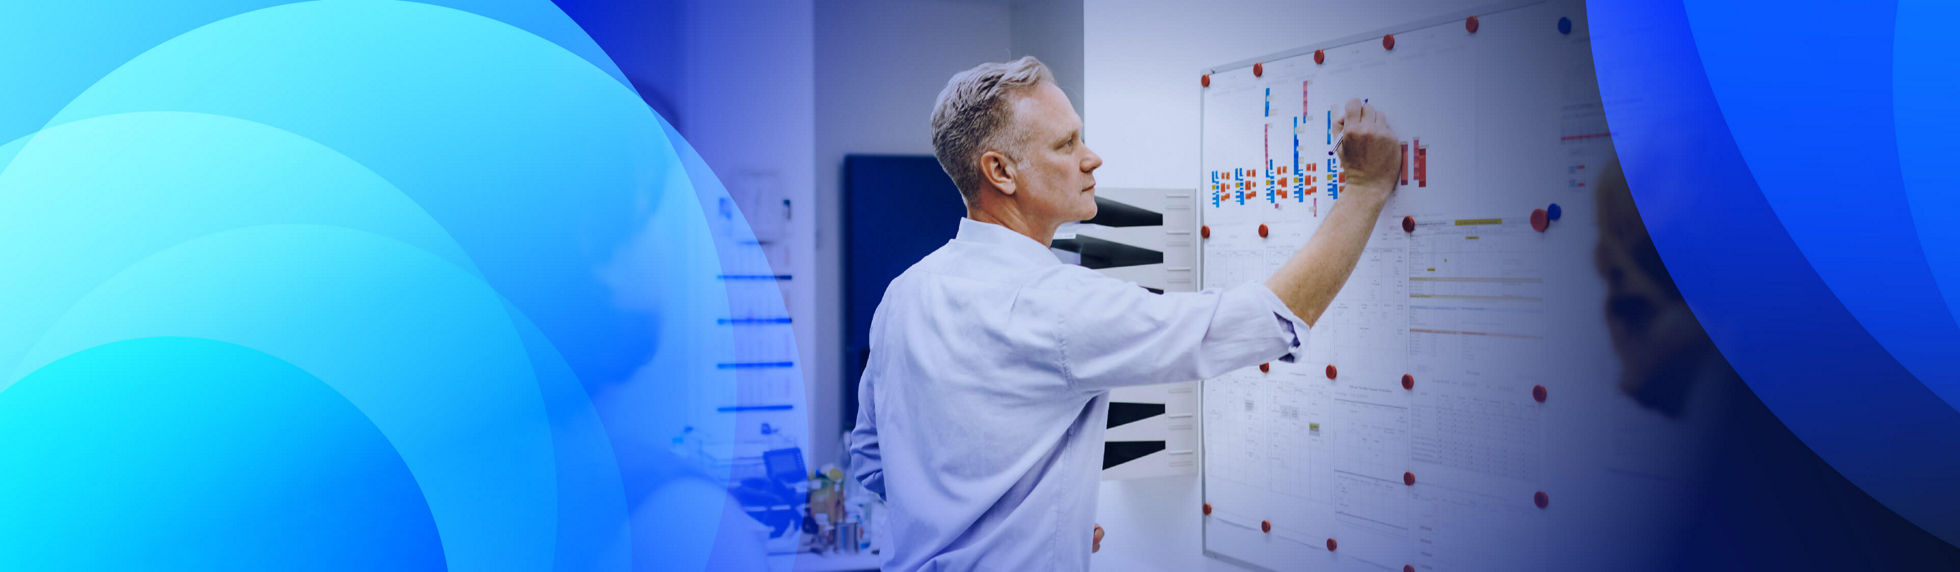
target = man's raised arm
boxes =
[1266,99,1400,326]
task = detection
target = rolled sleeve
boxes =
[1252,282,1308,363]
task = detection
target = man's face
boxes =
[1005,82,1102,225]
[1593,167,1710,417]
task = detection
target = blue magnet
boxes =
[1547,203,1563,221]
[1558,17,1572,35]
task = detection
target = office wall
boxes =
[1012,0,1086,118]
[1079,1,1482,570]
[814,0,1015,468]
[679,0,820,466]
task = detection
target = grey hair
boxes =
[930,56,1054,203]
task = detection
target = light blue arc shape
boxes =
[0,0,630,154]
[1895,1,1960,370]
[43,0,687,385]
[0,337,447,570]
[20,224,559,570]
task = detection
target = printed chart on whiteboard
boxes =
[1196,2,1616,570]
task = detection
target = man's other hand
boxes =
[1332,98,1400,203]
[1093,524,1104,553]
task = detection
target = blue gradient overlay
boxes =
[0,1,794,569]
[8,0,1960,568]
[1591,0,1960,548]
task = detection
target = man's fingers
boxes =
[1340,106,1388,145]
[1093,524,1105,553]
[1337,100,1404,175]
[1340,99,1397,144]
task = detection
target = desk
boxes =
[767,550,881,572]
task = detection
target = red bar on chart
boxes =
[1400,141,1410,185]
[1414,138,1428,187]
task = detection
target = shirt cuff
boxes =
[1254,283,1308,363]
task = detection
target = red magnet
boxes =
[1326,538,1339,551]
[1201,74,1211,88]
[1261,520,1272,533]
[1253,62,1264,77]
[1258,223,1270,238]
[1203,503,1213,515]
[1404,471,1416,486]
[1201,225,1211,239]
[1405,566,1416,572]
[1535,491,1550,509]
[1533,384,1548,403]
[1402,373,1414,390]
[1260,362,1271,373]
[1382,34,1396,50]
[1530,208,1550,232]
[1313,49,1325,65]
[1402,216,1415,233]
[1466,16,1480,34]
[1325,364,1338,380]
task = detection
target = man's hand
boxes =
[1093,524,1104,553]
[1332,98,1400,204]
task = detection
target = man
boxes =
[850,56,1400,570]
[1592,157,1717,418]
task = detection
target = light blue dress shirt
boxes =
[850,218,1305,571]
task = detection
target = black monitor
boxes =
[763,447,806,486]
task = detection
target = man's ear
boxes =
[979,149,1017,196]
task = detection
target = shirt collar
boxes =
[955,218,1064,267]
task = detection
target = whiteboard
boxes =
[1196,2,1624,570]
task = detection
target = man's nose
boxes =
[1082,146,1103,172]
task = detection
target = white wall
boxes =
[1011,0,1086,118]
[1080,1,1483,570]
[813,0,1016,469]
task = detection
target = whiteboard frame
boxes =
[1192,1,1565,569]
[1198,0,1543,76]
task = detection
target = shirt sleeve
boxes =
[1049,272,1307,392]
[848,370,885,500]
